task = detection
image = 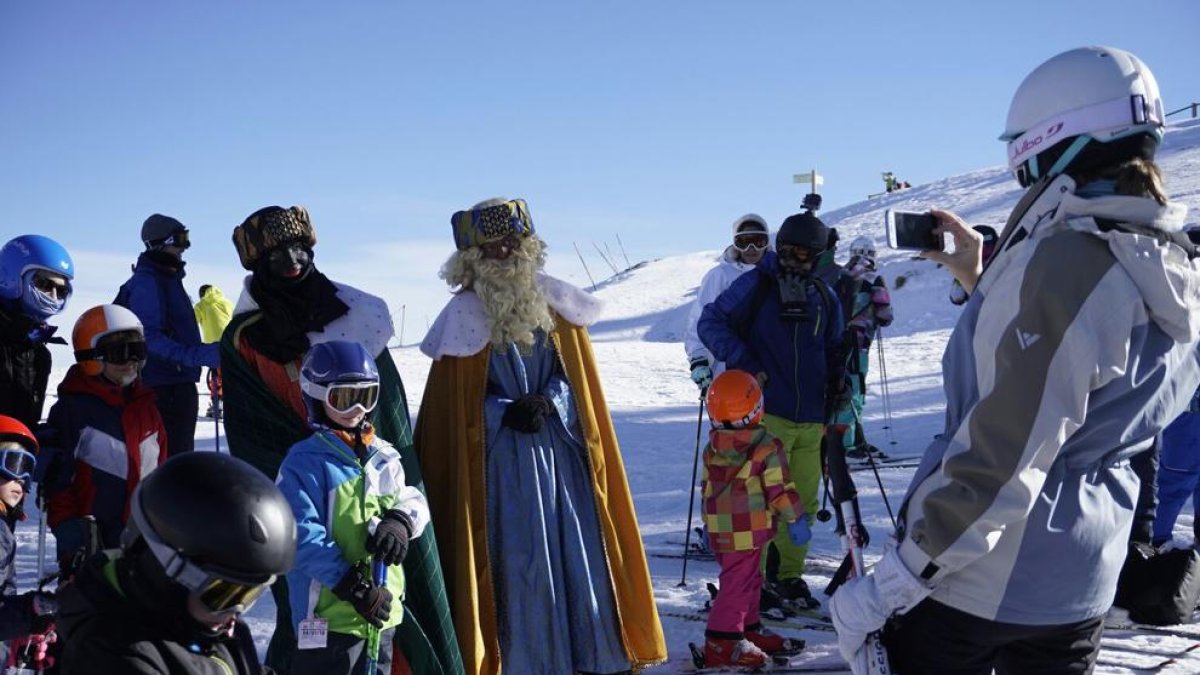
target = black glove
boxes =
[502,394,553,434]
[332,564,393,628]
[367,510,413,566]
[827,376,853,412]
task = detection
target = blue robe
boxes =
[483,331,629,674]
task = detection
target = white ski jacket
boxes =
[684,247,759,370]
[897,189,1200,625]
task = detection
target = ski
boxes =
[686,642,851,673]
[847,456,920,472]
[1103,618,1200,640]
[1095,641,1200,672]
[662,611,836,634]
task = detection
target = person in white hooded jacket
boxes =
[829,46,1200,675]
[685,214,771,390]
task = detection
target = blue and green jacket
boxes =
[277,428,430,638]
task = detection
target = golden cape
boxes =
[414,317,666,674]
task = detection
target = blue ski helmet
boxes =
[0,235,75,301]
[299,340,380,423]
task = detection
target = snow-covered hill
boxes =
[21,119,1200,672]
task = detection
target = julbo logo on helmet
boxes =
[1008,122,1065,166]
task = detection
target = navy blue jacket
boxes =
[119,254,218,387]
[698,254,844,424]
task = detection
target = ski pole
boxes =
[678,395,706,588]
[364,558,387,675]
[849,403,896,530]
[35,498,46,585]
[875,329,897,446]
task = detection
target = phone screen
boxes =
[888,211,942,251]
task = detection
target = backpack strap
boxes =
[1095,218,1199,260]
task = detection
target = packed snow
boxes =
[19,118,1200,673]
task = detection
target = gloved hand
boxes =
[501,394,553,434]
[828,376,853,412]
[787,518,812,546]
[828,545,932,673]
[26,591,56,617]
[689,357,713,391]
[332,564,393,628]
[367,509,413,566]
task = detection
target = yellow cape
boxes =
[414,317,666,674]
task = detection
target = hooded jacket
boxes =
[193,286,234,344]
[0,304,60,430]
[685,247,761,370]
[702,426,803,553]
[119,253,218,386]
[896,189,1200,625]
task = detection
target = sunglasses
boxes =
[31,271,71,300]
[301,380,380,415]
[0,447,36,484]
[733,234,770,253]
[95,340,147,365]
[480,234,522,260]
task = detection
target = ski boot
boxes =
[745,622,805,656]
[693,636,768,669]
[769,577,822,611]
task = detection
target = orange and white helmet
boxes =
[72,304,145,376]
[706,369,764,430]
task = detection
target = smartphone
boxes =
[885,210,944,251]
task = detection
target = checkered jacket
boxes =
[702,426,803,552]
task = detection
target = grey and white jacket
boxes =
[684,246,759,370]
[896,186,1200,625]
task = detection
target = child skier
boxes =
[39,304,168,572]
[700,369,809,668]
[838,236,894,458]
[276,340,429,675]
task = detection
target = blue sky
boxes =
[2,1,1198,331]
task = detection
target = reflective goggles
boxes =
[130,499,273,614]
[301,380,380,415]
[161,229,191,249]
[80,340,147,365]
[31,271,72,300]
[733,233,770,253]
[0,447,36,483]
[776,243,818,263]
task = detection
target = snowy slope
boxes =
[22,119,1200,673]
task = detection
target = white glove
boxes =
[828,545,932,674]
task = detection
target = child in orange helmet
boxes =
[700,369,809,668]
[37,305,168,574]
[0,416,56,643]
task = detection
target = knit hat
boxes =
[731,214,769,237]
[142,214,187,248]
[232,206,317,270]
[451,198,534,251]
[777,212,829,251]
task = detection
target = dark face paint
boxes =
[265,242,313,282]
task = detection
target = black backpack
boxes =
[1115,542,1200,625]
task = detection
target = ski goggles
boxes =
[77,340,147,366]
[0,446,36,484]
[300,380,380,415]
[776,243,819,264]
[733,233,770,252]
[129,499,274,614]
[30,271,72,301]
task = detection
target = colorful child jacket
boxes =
[277,426,430,638]
[702,426,803,552]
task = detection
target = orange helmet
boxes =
[72,304,145,376]
[0,415,38,484]
[706,369,764,429]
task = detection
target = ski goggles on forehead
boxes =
[301,380,380,414]
[733,233,769,252]
[130,501,273,614]
[30,271,71,300]
[0,447,36,483]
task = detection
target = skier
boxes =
[685,214,772,391]
[1152,381,1200,548]
[38,305,167,571]
[55,452,295,675]
[0,416,58,662]
[829,46,1200,674]
[835,236,894,459]
[276,340,430,675]
[220,205,460,675]
[698,210,846,612]
[0,234,74,430]
[194,284,234,418]
[698,369,808,669]
[415,197,665,674]
[116,214,219,456]
[948,225,998,305]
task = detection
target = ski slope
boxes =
[20,118,1200,673]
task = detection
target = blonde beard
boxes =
[440,236,556,350]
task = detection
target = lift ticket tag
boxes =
[297,618,329,650]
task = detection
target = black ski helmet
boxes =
[776,212,829,252]
[123,452,296,587]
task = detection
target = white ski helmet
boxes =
[1001,46,1164,187]
[848,236,877,260]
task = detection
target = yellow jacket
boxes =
[414,316,666,674]
[194,285,234,344]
